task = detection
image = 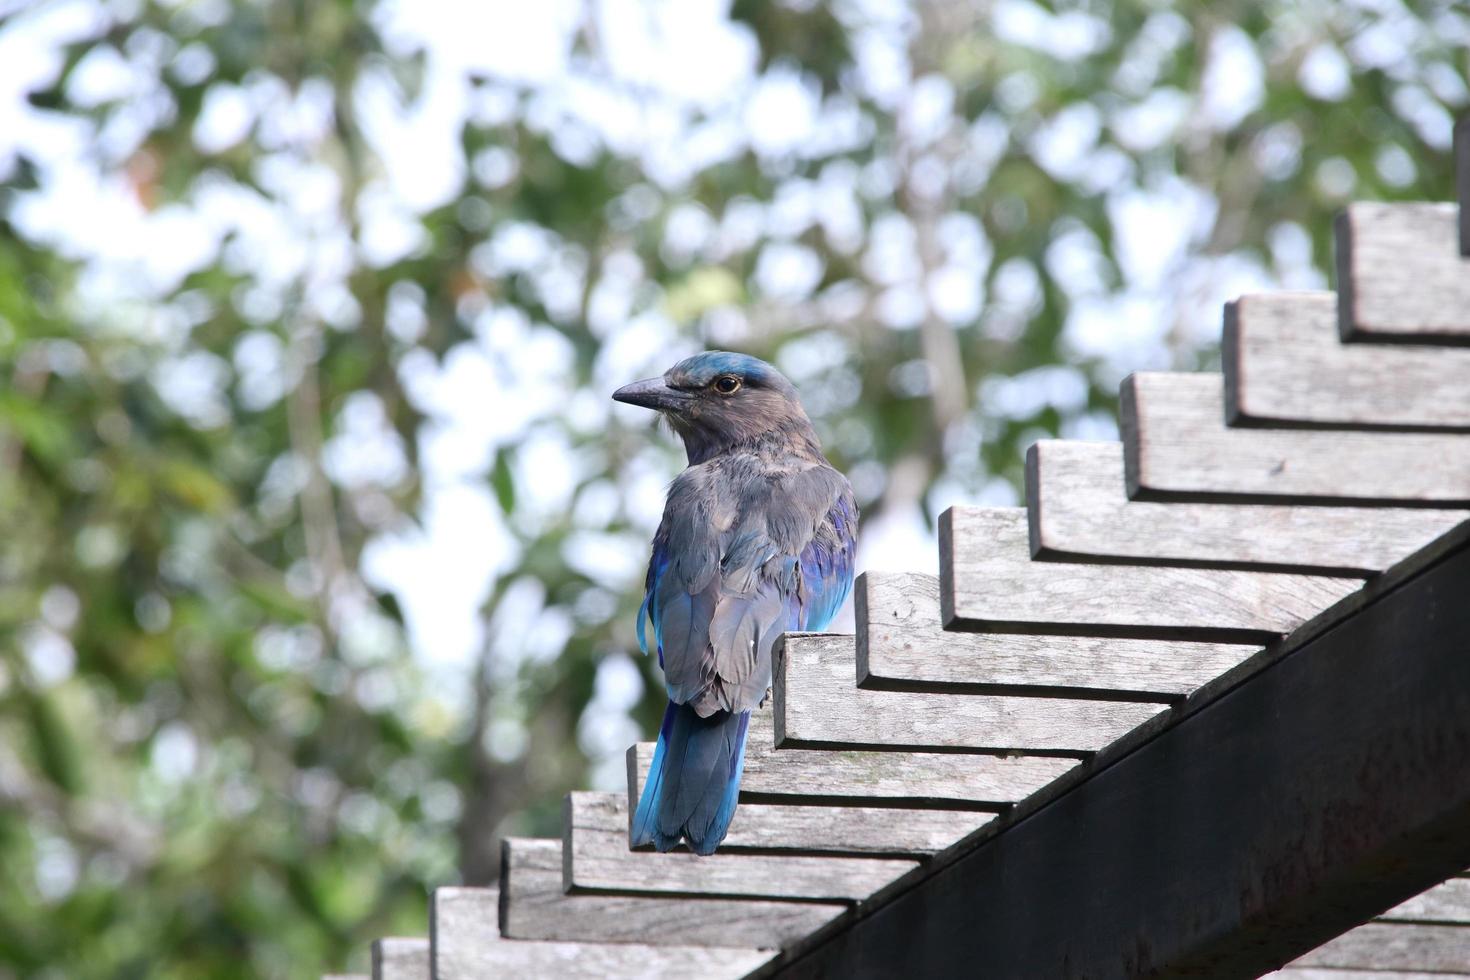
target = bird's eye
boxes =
[713,376,741,395]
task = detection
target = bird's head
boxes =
[612,351,818,462]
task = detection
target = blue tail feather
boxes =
[630,702,749,856]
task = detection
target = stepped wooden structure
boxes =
[338,121,1470,978]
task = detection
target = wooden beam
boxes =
[1123,372,1470,505]
[1027,440,1467,575]
[1291,922,1470,972]
[677,703,1072,808]
[622,757,993,855]
[857,569,1254,696]
[1459,115,1469,255]
[431,886,773,979]
[770,536,1470,979]
[1223,291,1470,430]
[499,838,843,948]
[562,792,915,901]
[370,938,427,980]
[1336,202,1470,344]
[775,632,1167,753]
[626,741,1025,815]
[940,507,1360,642]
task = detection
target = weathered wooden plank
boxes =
[941,506,1360,641]
[634,718,1072,808]
[370,938,427,980]
[562,792,915,901]
[1123,372,1470,505]
[857,569,1254,696]
[1292,922,1470,972]
[1337,202,1470,343]
[1027,440,1468,575]
[431,886,774,979]
[499,838,843,948]
[1224,291,1470,430]
[773,537,1470,979]
[744,704,1069,804]
[1381,876,1470,923]
[636,703,1075,808]
[775,632,1168,753]
[1269,971,1470,979]
[622,756,993,855]
[1459,116,1469,254]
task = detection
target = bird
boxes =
[613,351,857,855]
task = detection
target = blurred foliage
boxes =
[0,0,1465,976]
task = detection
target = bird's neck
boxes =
[680,417,826,466]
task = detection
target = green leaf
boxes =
[237,579,312,623]
[490,447,516,514]
[158,458,236,514]
[0,393,76,465]
[24,691,83,795]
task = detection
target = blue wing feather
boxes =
[640,541,670,667]
[795,494,857,631]
[636,589,652,657]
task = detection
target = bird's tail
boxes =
[630,702,749,856]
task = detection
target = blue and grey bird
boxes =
[613,351,857,855]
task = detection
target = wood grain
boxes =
[1224,291,1470,430]
[744,703,1070,804]
[622,758,993,855]
[431,886,774,979]
[857,568,1254,696]
[1337,202,1470,343]
[629,703,1075,808]
[1291,922,1470,971]
[1028,440,1467,575]
[1381,876,1470,923]
[370,938,427,980]
[626,741,1024,818]
[776,632,1167,753]
[499,838,843,948]
[1124,372,1470,505]
[562,792,915,901]
[941,506,1361,641]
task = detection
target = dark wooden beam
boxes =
[770,538,1470,979]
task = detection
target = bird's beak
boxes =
[612,378,694,412]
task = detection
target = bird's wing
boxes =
[795,490,858,633]
[639,459,857,715]
[639,467,720,677]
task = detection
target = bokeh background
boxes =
[0,0,1464,975]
